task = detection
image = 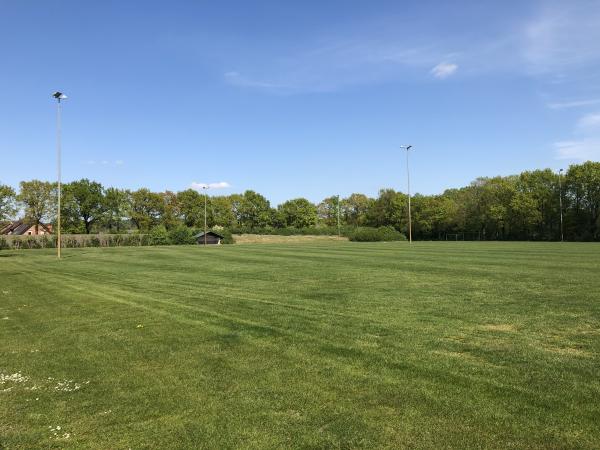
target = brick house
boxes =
[0,221,53,236]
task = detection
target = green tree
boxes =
[17,180,57,233]
[210,196,236,228]
[0,183,17,221]
[566,161,600,240]
[278,198,318,228]
[341,193,371,226]
[62,179,105,234]
[161,191,182,230]
[177,189,204,227]
[103,188,130,232]
[366,189,407,231]
[238,190,273,229]
[317,196,341,227]
[130,188,164,231]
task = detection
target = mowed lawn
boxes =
[1,242,599,449]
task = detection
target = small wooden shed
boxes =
[194,231,224,245]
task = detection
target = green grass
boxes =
[1,242,599,449]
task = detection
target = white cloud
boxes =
[577,113,600,130]
[547,99,600,110]
[190,181,231,191]
[115,160,124,166]
[554,140,600,160]
[522,3,600,73]
[431,62,458,79]
[553,110,600,160]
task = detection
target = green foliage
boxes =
[0,182,17,221]
[62,179,105,234]
[237,190,273,228]
[347,226,406,242]
[168,225,195,245]
[216,228,235,244]
[277,198,318,228]
[17,180,56,226]
[7,160,600,241]
[130,188,165,231]
[148,226,169,245]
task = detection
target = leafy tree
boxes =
[62,179,105,234]
[341,193,371,226]
[366,189,407,231]
[177,189,204,227]
[238,190,273,229]
[17,180,57,233]
[566,161,600,240]
[103,188,130,232]
[130,188,164,231]
[210,196,237,228]
[278,198,318,228]
[161,191,181,230]
[0,183,17,221]
[318,196,341,227]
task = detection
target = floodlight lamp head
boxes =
[52,92,67,100]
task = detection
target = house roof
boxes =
[194,231,224,238]
[0,220,52,235]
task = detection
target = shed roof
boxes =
[193,231,224,239]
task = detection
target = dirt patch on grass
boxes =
[538,345,592,358]
[480,324,517,332]
[233,234,348,244]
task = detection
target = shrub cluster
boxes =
[229,225,351,236]
[347,226,407,242]
[0,227,234,251]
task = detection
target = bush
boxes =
[168,226,195,245]
[347,226,406,242]
[218,229,235,244]
[148,226,169,245]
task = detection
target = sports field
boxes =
[1,242,599,449]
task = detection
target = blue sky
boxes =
[1,0,600,205]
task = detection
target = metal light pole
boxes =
[400,145,413,243]
[336,195,341,237]
[53,92,67,258]
[202,185,209,245]
[558,168,564,242]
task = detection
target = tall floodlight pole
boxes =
[53,92,67,258]
[400,145,413,243]
[202,185,209,245]
[336,195,341,237]
[558,168,564,242]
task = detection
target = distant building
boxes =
[0,220,53,236]
[194,231,224,245]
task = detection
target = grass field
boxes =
[1,242,599,449]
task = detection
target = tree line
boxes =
[1,161,599,241]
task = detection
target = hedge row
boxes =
[0,225,406,249]
[0,226,234,250]
[347,226,407,242]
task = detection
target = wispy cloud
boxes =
[431,62,458,79]
[85,160,124,167]
[554,111,600,160]
[190,181,231,191]
[554,140,600,160]
[521,2,600,74]
[547,99,600,110]
[577,113,600,130]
